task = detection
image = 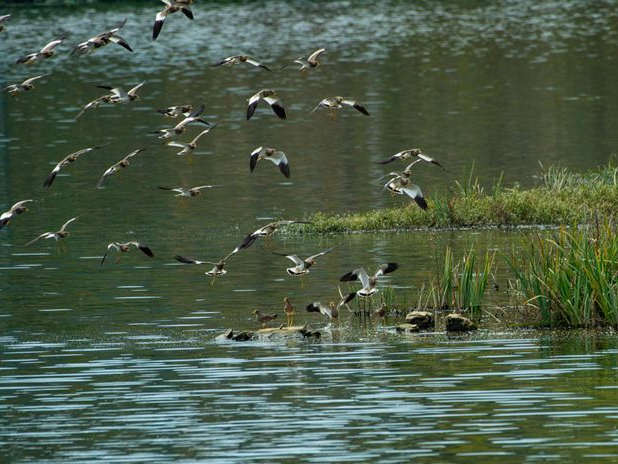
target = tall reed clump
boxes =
[507,221,618,328]
[433,246,494,319]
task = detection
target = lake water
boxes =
[2,1,618,462]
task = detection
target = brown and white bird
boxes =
[153,105,212,138]
[383,174,428,210]
[174,251,235,285]
[101,241,154,265]
[97,81,145,104]
[249,146,290,178]
[26,217,77,246]
[71,18,132,56]
[16,33,68,64]
[0,14,11,33]
[158,185,217,197]
[283,297,295,326]
[253,309,278,325]
[153,0,194,41]
[310,96,369,118]
[165,125,217,155]
[273,247,334,276]
[96,148,146,188]
[0,200,33,230]
[246,89,286,120]
[306,301,339,320]
[157,105,193,118]
[378,148,448,171]
[44,144,106,189]
[339,263,399,305]
[4,75,45,96]
[234,220,307,252]
[212,55,271,71]
[286,47,326,71]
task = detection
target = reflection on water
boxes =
[2,1,618,462]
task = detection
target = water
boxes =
[2,1,618,462]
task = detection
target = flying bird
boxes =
[0,200,33,230]
[96,148,146,188]
[16,33,68,64]
[273,247,334,276]
[158,185,217,197]
[4,75,45,96]
[246,89,286,120]
[378,148,448,171]
[76,82,144,119]
[234,220,307,252]
[339,263,399,305]
[249,146,290,178]
[71,18,132,56]
[165,125,217,155]
[306,301,339,320]
[0,14,11,33]
[212,55,271,71]
[153,0,194,41]
[157,105,193,118]
[310,96,369,119]
[153,104,212,138]
[101,241,154,265]
[44,144,106,189]
[25,217,77,246]
[174,251,235,285]
[285,47,326,71]
[383,174,428,210]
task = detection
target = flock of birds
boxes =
[0,4,450,328]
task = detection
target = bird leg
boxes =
[330,108,337,121]
[210,274,217,287]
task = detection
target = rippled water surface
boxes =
[2,1,618,462]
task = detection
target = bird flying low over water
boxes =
[4,75,45,96]
[174,250,236,285]
[273,247,334,276]
[378,148,448,171]
[0,14,11,33]
[16,33,68,64]
[44,144,106,189]
[339,263,399,304]
[0,200,33,230]
[249,146,290,178]
[310,96,369,118]
[235,220,308,252]
[158,185,217,197]
[153,105,212,138]
[153,0,194,41]
[96,148,146,188]
[212,55,271,71]
[383,174,428,210]
[101,241,154,265]
[157,105,193,118]
[246,89,286,120]
[165,125,217,155]
[71,18,132,56]
[284,47,326,71]
[97,81,145,104]
[306,301,339,320]
[26,217,77,246]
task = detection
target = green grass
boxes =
[300,162,618,233]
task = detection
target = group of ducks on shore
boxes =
[0,4,449,328]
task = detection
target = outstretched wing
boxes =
[264,94,286,120]
[60,217,78,232]
[375,263,399,277]
[307,247,334,261]
[249,146,263,173]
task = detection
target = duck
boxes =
[26,217,77,246]
[4,75,46,96]
[100,241,154,265]
[309,96,369,118]
[249,146,290,178]
[212,55,271,71]
[0,200,33,230]
[44,144,107,189]
[339,263,399,305]
[70,18,132,56]
[153,0,194,41]
[16,33,68,64]
[246,89,286,120]
[96,148,146,188]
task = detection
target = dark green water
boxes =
[2,1,618,462]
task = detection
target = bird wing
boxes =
[188,104,205,119]
[400,183,428,209]
[270,151,290,178]
[22,75,45,86]
[190,125,217,144]
[75,96,107,120]
[40,35,66,53]
[235,232,258,252]
[245,57,271,71]
[126,147,146,159]
[166,141,187,148]
[249,146,264,172]
[246,91,262,120]
[307,247,334,261]
[375,263,399,277]
[263,94,286,119]
[109,35,133,52]
[100,242,118,265]
[340,267,370,287]
[417,152,448,171]
[153,9,169,40]
[25,232,52,246]
[109,18,128,34]
[341,99,369,116]
[126,242,154,258]
[307,48,326,62]
[59,217,78,232]
[128,81,145,97]
[96,165,118,188]
[192,185,215,191]
[280,254,304,266]
[180,6,193,20]
[174,255,213,265]
[10,199,33,212]
[43,161,64,189]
